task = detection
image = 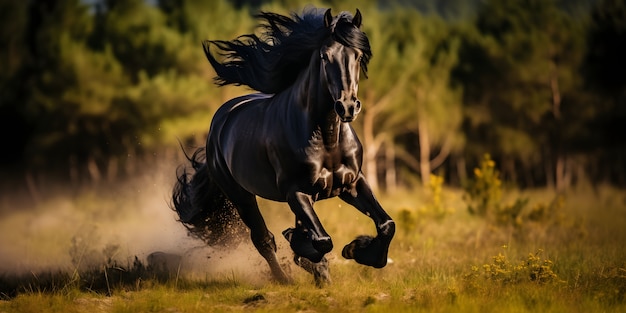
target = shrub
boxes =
[463,154,564,228]
[420,174,454,221]
[396,174,453,235]
[464,154,502,217]
[465,247,561,288]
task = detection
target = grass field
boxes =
[1,169,625,312]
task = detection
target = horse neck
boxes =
[289,55,341,147]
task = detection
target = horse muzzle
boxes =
[334,100,362,122]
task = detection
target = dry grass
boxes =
[1,169,625,312]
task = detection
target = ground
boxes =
[0,170,625,312]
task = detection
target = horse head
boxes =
[319,9,371,123]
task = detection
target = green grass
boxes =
[1,180,625,312]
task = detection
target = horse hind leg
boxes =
[231,194,292,284]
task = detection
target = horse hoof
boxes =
[294,255,331,287]
[342,235,388,268]
[342,235,372,259]
[271,267,293,284]
[275,274,294,285]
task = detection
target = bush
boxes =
[464,154,502,217]
[396,174,453,235]
[465,247,561,288]
[463,154,568,228]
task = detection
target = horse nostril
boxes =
[355,100,361,111]
[334,101,345,116]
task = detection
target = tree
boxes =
[397,13,464,187]
[454,0,588,189]
[359,9,464,189]
[0,1,30,167]
[357,6,414,191]
[20,0,112,180]
[582,0,626,185]
[13,0,248,182]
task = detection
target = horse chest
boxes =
[317,166,356,197]
[309,149,359,198]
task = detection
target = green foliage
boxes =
[420,174,455,221]
[465,248,561,288]
[493,197,528,226]
[455,0,599,187]
[526,195,565,223]
[1,0,253,178]
[397,208,417,235]
[464,153,502,217]
[0,0,624,188]
[464,154,570,229]
[397,174,453,235]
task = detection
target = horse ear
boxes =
[324,9,333,28]
[353,9,362,28]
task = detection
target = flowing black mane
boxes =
[202,7,372,94]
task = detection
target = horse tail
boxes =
[171,147,246,247]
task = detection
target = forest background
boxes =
[0,0,624,197]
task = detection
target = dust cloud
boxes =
[0,162,285,283]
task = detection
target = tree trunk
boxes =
[550,58,565,191]
[87,156,101,184]
[555,154,572,192]
[362,107,379,191]
[106,157,118,183]
[503,157,518,185]
[545,149,555,189]
[385,141,397,193]
[25,171,41,204]
[523,162,535,188]
[124,137,136,176]
[550,61,562,119]
[456,155,467,185]
[69,154,79,185]
[418,119,431,187]
[555,155,563,191]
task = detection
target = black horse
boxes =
[172,7,395,285]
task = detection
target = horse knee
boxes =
[378,220,395,239]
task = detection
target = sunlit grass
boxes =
[1,174,625,312]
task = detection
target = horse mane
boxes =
[202,7,372,94]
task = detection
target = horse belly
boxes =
[208,97,283,200]
[220,133,285,201]
[233,156,285,201]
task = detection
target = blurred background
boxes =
[0,0,624,200]
[1,1,625,302]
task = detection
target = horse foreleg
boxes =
[339,174,395,268]
[283,219,332,286]
[285,192,333,263]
